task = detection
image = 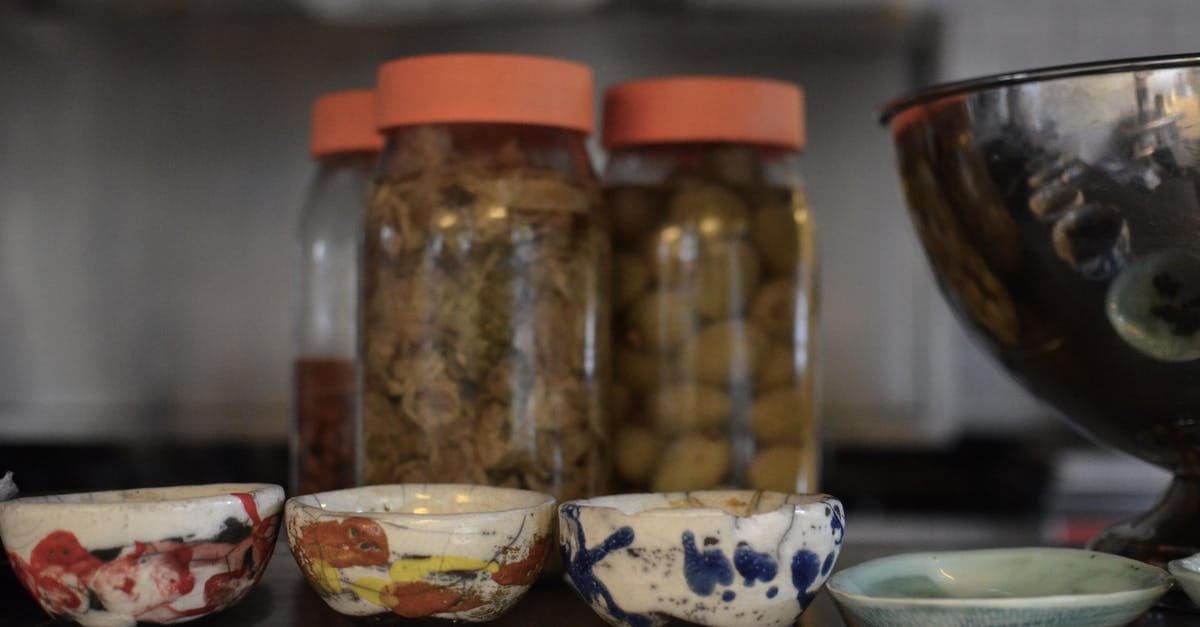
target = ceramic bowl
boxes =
[0,482,283,627]
[827,547,1171,627]
[1167,553,1200,606]
[558,490,845,627]
[285,483,556,622]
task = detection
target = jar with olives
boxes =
[359,54,608,502]
[603,76,818,494]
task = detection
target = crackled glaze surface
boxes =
[827,547,1171,627]
[285,483,555,622]
[558,490,844,627]
[0,483,283,627]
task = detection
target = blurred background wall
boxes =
[1,0,1198,482]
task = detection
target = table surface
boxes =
[5,536,1200,627]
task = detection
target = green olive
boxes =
[614,424,661,484]
[751,279,801,340]
[648,382,731,435]
[748,388,809,444]
[680,320,767,385]
[650,434,730,492]
[694,240,762,320]
[747,445,804,492]
[668,183,750,239]
[625,290,696,352]
[752,203,800,276]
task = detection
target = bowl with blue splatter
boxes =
[558,490,844,627]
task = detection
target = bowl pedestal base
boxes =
[1089,475,1200,612]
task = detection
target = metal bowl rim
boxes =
[880,52,1200,124]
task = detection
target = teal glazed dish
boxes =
[827,547,1170,627]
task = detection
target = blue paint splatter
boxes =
[828,503,845,546]
[791,549,821,609]
[722,590,736,602]
[733,542,778,586]
[821,552,836,577]
[560,505,652,627]
[766,586,778,598]
[682,531,734,596]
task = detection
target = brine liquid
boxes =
[293,356,356,494]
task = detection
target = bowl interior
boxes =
[575,490,832,517]
[297,483,552,516]
[831,549,1169,600]
[1170,554,1200,576]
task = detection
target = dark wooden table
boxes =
[5,535,1200,625]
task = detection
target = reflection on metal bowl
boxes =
[882,53,1200,568]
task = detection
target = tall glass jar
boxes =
[360,54,608,501]
[603,77,818,494]
[293,89,382,495]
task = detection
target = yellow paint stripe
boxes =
[388,555,500,582]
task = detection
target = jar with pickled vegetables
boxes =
[293,89,382,496]
[359,54,608,501]
[602,76,818,494]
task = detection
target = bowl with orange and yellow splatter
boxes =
[284,484,555,622]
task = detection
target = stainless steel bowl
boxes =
[882,54,1200,569]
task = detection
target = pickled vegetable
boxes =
[362,125,607,501]
[607,148,817,493]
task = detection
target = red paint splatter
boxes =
[36,574,87,611]
[491,535,551,586]
[298,517,388,567]
[250,514,280,571]
[7,550,39,594]
[8,510,278,622]
[384,581,488,618]
[30,530,102,579]
[89,542,196,613]
[10,547,87,614]
[232,493,261,524]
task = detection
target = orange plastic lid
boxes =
[603,76,804,150]
[376,53,594,133]
[310,89,384,158]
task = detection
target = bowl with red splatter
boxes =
[0,482,284,627]
[285,483,555,622]
[559,490,845,627]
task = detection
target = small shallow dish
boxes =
[827,547,1171,627]
[559,490,845,627]
[1168,553,1200,606]
[285,483,555,622]
[0,482,283,627]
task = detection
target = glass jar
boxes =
[292,89,382,495]
[360,54,608,501]
[602,77,818,494]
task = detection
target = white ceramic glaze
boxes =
[0,471,16,501]
[1168,553,1200,606]
[285,483,556,622]
[558,490,845,627]
[828,547,1172,627]
[0,482,284,627]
